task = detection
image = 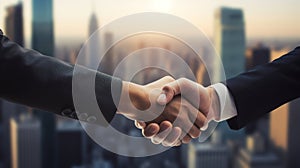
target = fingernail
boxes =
[157,94,167,104]
[149,126,157,134]
[200,122,209,131]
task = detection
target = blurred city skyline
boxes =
[1,0,300,48]
[1,0,300,167]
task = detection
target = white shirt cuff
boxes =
[210,83,237,122]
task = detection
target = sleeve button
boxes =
[87,116,97,123]
[78,113,88,121]
[61,109,72,116]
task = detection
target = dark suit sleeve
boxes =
[0,30,122,126]
[225,46,300,130]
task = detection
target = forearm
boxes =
[226,47,300,129]
[0,32,123,125]
[0,33,74,113]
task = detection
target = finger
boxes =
[182,135,192,144]
[162,127,182,147]
[187,108,207,129]
[175,115,201,139]
[178,78,207,110]
[157,80,181,105]
[174,105,201,139]
[151,121,173,144]
[180,98,206,136]
[200,108,215,131]
[135,120,146,129]
[142,123,160,138]
[178,125,199,143]
[187,124,201,138]
[164,78,210,116]
[174,140,182,146]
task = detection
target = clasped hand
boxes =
[117,76,220,147]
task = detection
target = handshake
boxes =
[117,76,221,147]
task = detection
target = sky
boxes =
[1,0,300,47]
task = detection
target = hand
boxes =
[137,78,220,146]
[117,76,206,146]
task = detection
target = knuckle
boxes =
[178,78,186,84]
[163,76,175,82]
[190,130,201,138]
[164,139,174,145]
[178,77,189,84]
[151,138,161,144]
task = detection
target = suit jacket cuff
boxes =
[95,73,122,124]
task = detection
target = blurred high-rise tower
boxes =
[5,2,24,46]
[87,12,100,68]
[31,0,55,168]
[214,7,246,80]
[188,131,230,168]
[234,133,283,168]
[270,98,300,167]
[32,0,54,55]
[10,114,41,168]
[213,7,246,141]
[99,32,115,75]
[2,3,26,168]
[246,44,270,71]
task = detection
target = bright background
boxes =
[1,0,300,47]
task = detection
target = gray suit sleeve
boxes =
[0,29,122,126]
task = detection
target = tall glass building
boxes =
[87,12,100,69]
[31,1,55,168]
[32,0,54,56]
[214,7,246,81]
[5,2,24,46]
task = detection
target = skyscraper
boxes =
[270,98,300,167]
[213,7,246,141]
[214,7,246,80]
[234,133,283,168]
[99,32,114,75]
[56,121,83,168]
[1,101,27,168]
[32,0,54,55]
[2,4,25,166]
[188,143,230,168]
[188,130,230,168]
[5,2,24,46]
[87,12,100,68]
[31,0,55,168]
[10,114,41,168]
[89,13,99,37]
[246,44,270,71]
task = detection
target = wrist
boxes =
[117,81,150,118]
[207,86,221,121]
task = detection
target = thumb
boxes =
[157,80,181,105]
[135,120,146,129]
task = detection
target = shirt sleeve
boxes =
[210,83,238,122]
[199,83,237,132]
